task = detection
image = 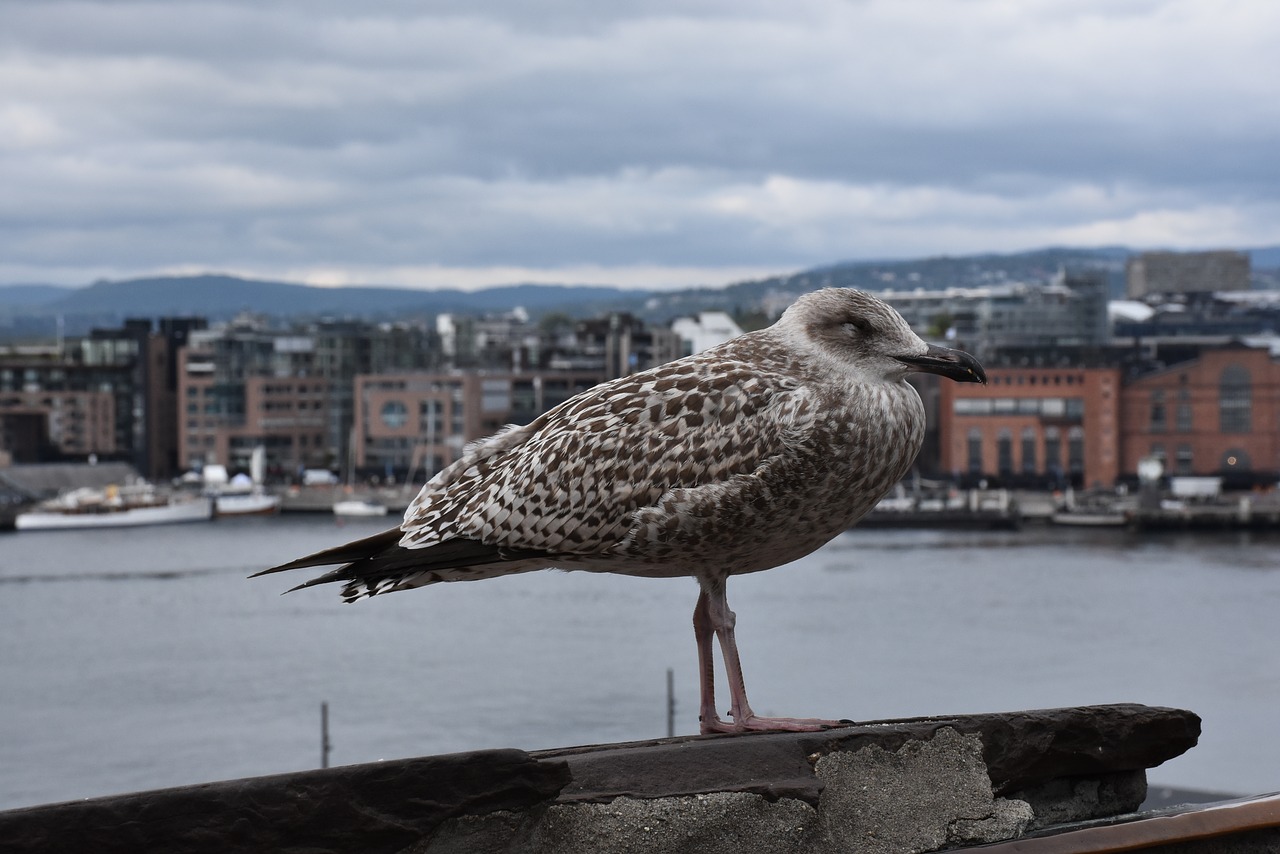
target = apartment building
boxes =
[0,389,115,461]
[353,370,605,481]
[180,348,331,475]
[0,316,201,477]
[937,366,1122,488]
[176,316,440,476]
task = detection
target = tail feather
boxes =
[252,528,403,577]
[253,527,553,599]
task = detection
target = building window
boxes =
[1176,389,1193,433]
[381,400,408,429]
[419,400,444,437]
[1175,445,1193,475]
[955,398,985,416]
[1149,389,1166,433]
[481,380,511,413]
[1044,427,1061,476]
[997,429,1013,477]
[1067,426,1085,476]
[1021,428,1036,474]
[967,428,982,475]
[1219,365,1251,433]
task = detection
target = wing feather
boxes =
[398,354,815,559]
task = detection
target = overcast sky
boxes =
[2,1,1277,290]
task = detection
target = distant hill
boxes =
[51,275,652,319]
[2,245,1277,341]
[0,284,77,308]
[1249,246,1280,269]
[0,276,656,340]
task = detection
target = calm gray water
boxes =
[1,515,1278,810]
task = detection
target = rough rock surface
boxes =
[424,728,1032,854]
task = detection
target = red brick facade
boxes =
[1120,345,1280,482]
[938,345,1280,487]
[938,367,1121,488]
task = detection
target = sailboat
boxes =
[333,428,389,517]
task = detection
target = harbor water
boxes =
[1,515,1278,809]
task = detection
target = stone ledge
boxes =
[0,704,1200,854]
[535,703,1199,806]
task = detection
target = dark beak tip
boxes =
[907,344,987,384]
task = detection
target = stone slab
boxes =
[0,704,1200,854]
[0,748,569,854]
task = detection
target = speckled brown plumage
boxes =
[257,288,986,733]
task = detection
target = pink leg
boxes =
[692,589,721,729]
[695,578,847,734]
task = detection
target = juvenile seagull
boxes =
[256,289,986,733]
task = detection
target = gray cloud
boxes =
[1,0,1277,288]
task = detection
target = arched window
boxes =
[1021,427,1036,474]
[1219,364,1252,433]
[1149,389,1166,433]
[1176,388,1193,432]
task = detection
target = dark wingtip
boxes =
[250,527,403,580]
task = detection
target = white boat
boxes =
[16,484,213,531]
[1049,510,1129,527]
[198,448,281,517]
[333,498,389,517]
[1050,487,1132,527]
[214,490,281,517]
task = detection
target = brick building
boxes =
[0,390,116,461]
[1121,344,1280,484]
[178,345,332,475]
[938,366,1122,488]
[353,370,605,481]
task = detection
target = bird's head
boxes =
[781,288,987,385]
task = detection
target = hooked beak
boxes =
[899,343,987,384]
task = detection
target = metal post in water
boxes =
[666,668,675,738]
[321,701,332,769]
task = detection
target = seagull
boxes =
[255,288,986,734]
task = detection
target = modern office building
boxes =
[878,270,1110,360]
[1125,250,1250,298]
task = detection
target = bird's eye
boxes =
[843,318,872,335]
